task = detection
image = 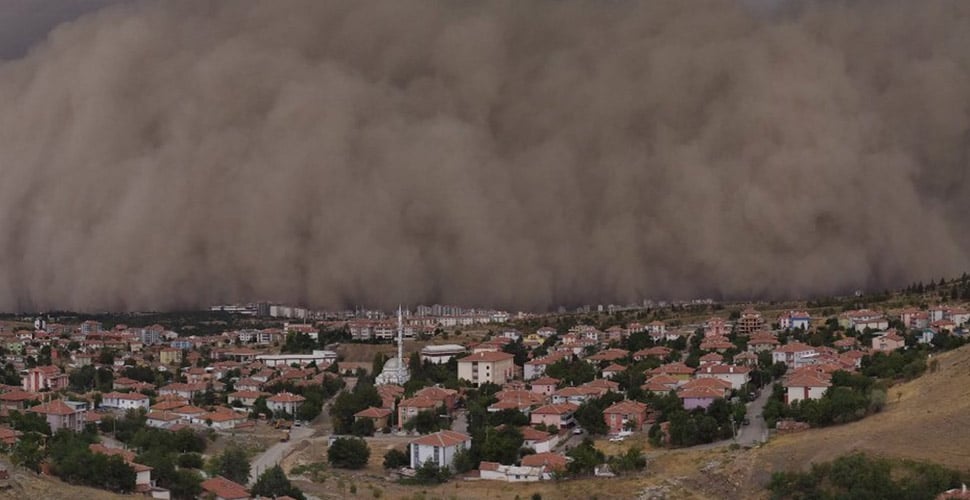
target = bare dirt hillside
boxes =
[751,344,970,483]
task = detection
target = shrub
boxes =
[328,437,371,469]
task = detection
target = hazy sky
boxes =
[1,1,968,312]
[0,0,126,59]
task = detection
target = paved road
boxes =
[735,387,771,446]
[248,425,314,485]
[452,410,468,434]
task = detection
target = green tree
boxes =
[208,445,251,484]
[566,438,605,476]
[251,464,306,500]
[403,410,448,434]
[383,448,409,469]
[11,434,45,471]
[330,383,382,434]
[351,417,376,437]
[409,460,451,485]
[574,393,624,436]
[478,426,524,465]
[545,356,596,386]
[451,446,476,474]
[327,437,370,469]
[8,410,51,435]
[169,469,203,500]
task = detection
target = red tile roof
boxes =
[29,399,78,416]
[532,403,579,415]
[267,392,306,403]
[354,406,392,419]
[521,452,569,471]
[201,476,250,500]
[410,430,471,448]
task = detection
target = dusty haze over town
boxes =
[1,0,969,312]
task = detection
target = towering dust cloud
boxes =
[1,1,969,312]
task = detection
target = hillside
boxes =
[0,458,133,500]
[748,343,970,485]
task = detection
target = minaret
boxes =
[397,305,404,383]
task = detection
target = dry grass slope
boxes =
[0,459,133,500]
[755,343,970,478]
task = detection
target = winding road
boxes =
[248,424,315,485]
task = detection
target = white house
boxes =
[524,352,568,380]
[784,372,831,404]
[266,392,306,416]
[146,411,181,428]
[520,427,559,453]
[778,311,811,330]
[100,392,151,411]
[772,343,817,368]
[457,351,515,386]
[409,430,472,469]
[479,462,544,482]
[694,364,751,391]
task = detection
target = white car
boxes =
[609,436,625,443]
[572,427,584,435]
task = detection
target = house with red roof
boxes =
[747,332,780,352]
[228,390,269,408]
[649,362,695,381]
[201,475,250,500]
[524,351,569,380]
[408,430,471,469]
[397,396,441,429]
[771,342,817,368]
[587,348,629,364]
[0,390,39,416]
[784,372,831,404]
[478,461,544,482]
[632,346,671,361]
[354,406,392,429]
[601,363,627,379]
[0,426,21,446]
[266,392,306,416]
[530,403,578,429]
[521,452,570,478]
[100,392,150,411]
[29,399,85,432]
[642,374,680,395]
[529,376,559,397]
[519,426,559,453]
[490,390,546,413]
[700,336,735,353]
[871,330,906,352]
[458,351,515,386]
[677,386,723,410]
[413,386,459,413]
[22,365,68,392]
[694,364,752,390]
[146,411,182,428]
[603,400,651,434]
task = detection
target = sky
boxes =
[0,1,968,313]
[0,0,126,59]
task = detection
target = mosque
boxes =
[375,307,410,385]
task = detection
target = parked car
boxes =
[608,436,625,443]
[573,427,584,435]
